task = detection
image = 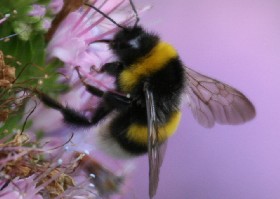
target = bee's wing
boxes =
[185,66,256,128]
[144,82,166,199]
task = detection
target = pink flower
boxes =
[27,1,150,197]
[40,1,150,134]
[31,0,150,157]
[0,132,101,198]
[29,0,151,151]
[28,4,46,17]
[48,0,64,14]
[47,0,150,72]
[0,176,43,199]
[0,14,10,25]
[42,18,52,30]
[2,1,152,198]
[34,0,150,141]
[47,0,130,65]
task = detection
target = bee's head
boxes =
[101,26,159,65]
[86,1,157,65]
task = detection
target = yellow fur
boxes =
[127,111,182,144]
[119,42,178,93]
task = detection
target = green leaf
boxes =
[0,0,67,135]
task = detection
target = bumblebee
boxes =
[37,1,256,197]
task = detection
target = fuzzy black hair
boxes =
[110,26,160,66]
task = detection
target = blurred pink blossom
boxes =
[0,14,10,25]
[48,0,64,14]
[0,176,43,199]
[28,4,46,17]
[42,18,52,30]
[33,0,150,147]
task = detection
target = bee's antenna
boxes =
[129,0,139,27]
[84,3,127,30]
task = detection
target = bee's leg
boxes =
[75,66,104,97]
[75,66,131,124]
[0,180,10,191]
[33,67,107,127]
[91,62,123,76]
[35,66,131,127]
[36,88,131,127]
[101,62,123,75]
[90,91,132,124]
[35,90,93,127]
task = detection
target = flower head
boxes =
[48,0,64,14]
[41,1,150,130]
[1,1,151,197]
[0,176,43,199]
[28,4,46,17]
[0,132,113,198]
[0,14,10,25]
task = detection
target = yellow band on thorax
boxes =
[119,42,178,92]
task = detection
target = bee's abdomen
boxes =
[108,110,181,155]
[126,111,182,143]
[108,110,148,155]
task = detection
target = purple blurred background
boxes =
[124,0,280,199]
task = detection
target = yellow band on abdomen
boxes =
[127,111,182,144]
